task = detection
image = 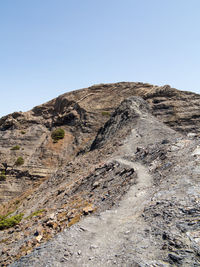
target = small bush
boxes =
[0,213,24,230]
[51,128,65,143]
[101,111,110,117]
[0,171,6,181]
[15,157,24,166]
[20,130,26,135]
[11,145,20,151]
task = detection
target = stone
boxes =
[93,181,100,188]
[192,146,200,156]
[35,235,43,242]
[77,250,81,255]
[83,205,95,215]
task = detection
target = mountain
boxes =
[0,82,200,266]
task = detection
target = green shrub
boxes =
[20,130,26,134]
[51,128,65,143]
[101,111,110,117]
[11,145,20,151]
[15,157,24,166]
[0,171,6,181]
[0,213,24,230]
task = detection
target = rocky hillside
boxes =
[0,82,200,266]
[0,82,199,203]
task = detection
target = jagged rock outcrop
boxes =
[91,97,151,150]
[0,82,200,266]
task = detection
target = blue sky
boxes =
[0,0,200,117]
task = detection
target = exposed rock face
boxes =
[0,82,199,266]
[0,83,199,203]
[91,97,157,150]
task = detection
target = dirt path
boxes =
[75,158,154,266]
[11,159,156,267]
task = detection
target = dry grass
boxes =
[68,214,81,227]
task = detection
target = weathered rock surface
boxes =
[0,83,199,202]
[0,83,199,266]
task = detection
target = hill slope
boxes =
[0,82,199,203]
[0,83,199,266]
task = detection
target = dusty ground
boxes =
[10,159,153,267]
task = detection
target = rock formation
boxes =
[0,82,199,266]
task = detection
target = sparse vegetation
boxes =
[20,130,26,134]
[101,111,111,117]
[25,209,45,220]
[51,128,65,143]
[0,170,6,181]
[15,157,24,166]
[11,145,20,151]
[0,213,24,230]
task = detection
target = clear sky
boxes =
[0,0,200,117]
